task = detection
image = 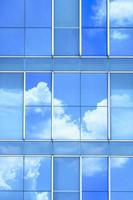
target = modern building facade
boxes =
[0,0,133,200]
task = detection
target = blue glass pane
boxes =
[111,73,133,107]
[82,28,107,56]
[26,73,52,106]
[54,73,80,106]
[0,157,23,190]
[81,107,107,140]
[24,192,51,200]
[81,74,107,106]
[26,107,51,140]
[83,192,108,200]
[54,28,79,56]
[0,192,23,200]
[24,142,52,155]
[110,0,133,27]
[82,0,107,27]
[24,157,51,191]
[111,157,133,191]
[111,108,133,140]
[54,158,80,190]
[0,73,23,139]
[111,192,133,200]
[54,192,80,200]
[81,142,108,155]
[53,107,80,140]
[82,158,108,191]
[26,0,52,27]
[25,28,51,56]
[110,29,133,56]
[0,29,24,56]
[55,0,79,27]
[0,0,24,27]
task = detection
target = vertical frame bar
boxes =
[52,0,55,56]
[108,156,111,200]
[80,156,82,200]
[107,0,110,57]
[23,72,26,140]
[51,156,54,200]
[52,71,54,140]
[108,72,111,140]
[79,0,82,56]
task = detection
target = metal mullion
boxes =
[108,72,111,140]
[52,71,54,140]
[80,156,82,200]
[23,72,26,140]
[107,0,110,57]
[51,156,54,200]
[108,156,111,200]
[79,0,82,56]
[52,0,54,56]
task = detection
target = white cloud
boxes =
[0,157,22,190]
[36,192,49,200]
[111,157,129,168]
[25,82,51,106]
[111,30,129,40]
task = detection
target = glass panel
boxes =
[110,29,133,56]
[54,192,80,200]
[0,29,24,55]
[82,0,107,27]
[83,192,108,200]
[82,158,108,191]
[53,107,80,140]
[111,192,133,200]
[111,107,133,140]
[26,73,52,106]
[82,28,107,56]
[111,73,133,107]
[24,157,51,191]
[54,73,80,106]
[110,0,133,27]
[26,0,52,27]
[0,73,23,139]
[81,74,107,106]
[0,192,23,200]
[55,0,79,27]
[81,107,107,140]
[0,157,23,190]
[0,0,24,27]
[54,28,79,56]
[54,157,80,190]
[24,192,51,200]
[26,107,51,140]
[25,28,51,56]
[111,157,133,191]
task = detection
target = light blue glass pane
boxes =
[0,157,23,190]
[82,28,107,56]
[26,73,52,106]
[24,142,52,155]
[25,157,51,191]
[54,158,80,190]
[0,73,23,139]
[81,142,108,155]
[0,192,23,200]
[0,29,24,56]
[0,0,24,27]
[111,108,133,140]
[110,0,133,27]
[54,28,79,56]
[55,0,79,27]
[26,107,51,140]
[25,28,51,56]
[111,192,133,200]
[82,158,108,191]
[26,0,52,27]
[83,192,108,200]
[110,142,133,156]
[54,73,80,106]
[53,107,80,140]
[111,157,133,191]
[81,107,107,140]
[54,192,80,200]
[0,142,23,155]
[110,29,133,56]
[53,142,80,155]
[82,0,107,27]
[24,192,51,200]
[81,74,107,106]
[111,74,133,107]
